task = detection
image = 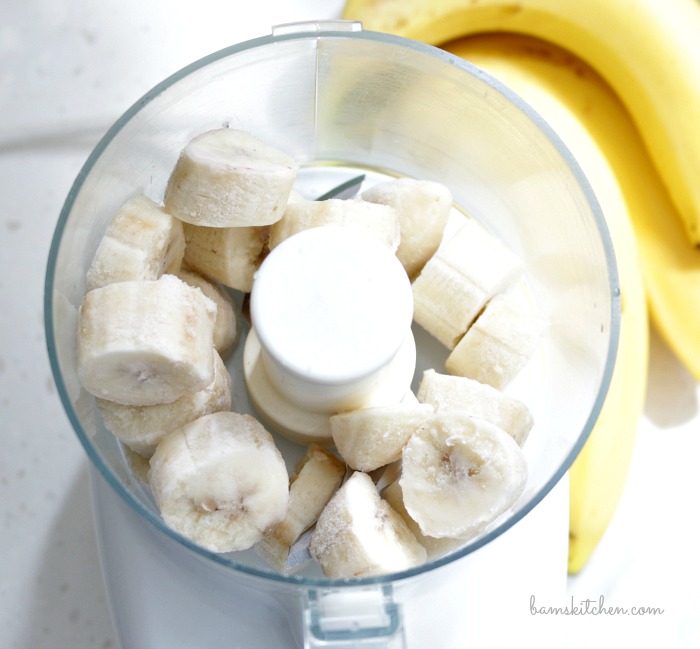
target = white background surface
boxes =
[1,1,699,648]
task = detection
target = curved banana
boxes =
[342,0,700,247]
[444,32,700,383]
[442,33,649,573]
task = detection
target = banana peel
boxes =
[342,0,700,381]
[440,33,649,573]
[342,0,700,247]
[442,33,700,383]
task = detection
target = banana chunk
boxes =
[330,402,433,472]
[176,267,238,357]
[181,222,269,293]
[96,350,232,458]
[256,445,346,571]
[268,198,400,251]
[86,194,185,291]
[412,218,522,348]
[148,411,289,553]
[77,274,217,406]
[382,480,467,560]
[164,128,299,227]
[446,290,547,389]
[361,178,452,279]
[400,411,527,539]
[416,369,533,445]
[309,471,427,578]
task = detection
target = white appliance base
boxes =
[90,466,569,649]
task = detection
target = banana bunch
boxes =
[342,0,700,246]
[443,34,650,576]
[341,0,700,384]
[340,0,700,572]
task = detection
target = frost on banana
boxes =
[412,217,522,349]
[164,128,299,228]
[175,268,239,358]
[416,369,533,446]
[256,445,346,571]
[445,289,547,389]
[148,411,290,553]
[96,350,232,458]
[268,197,401,252]
[382,479,468,560]
[309,471,427,578]
[330,402,434,472]
[181,222,269,294]
[400,411,527,539]
[361,178,453,279]
[85,194,185,291]
[77,274,217,406]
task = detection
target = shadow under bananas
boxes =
[644,322,698,428]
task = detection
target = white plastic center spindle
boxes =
[250,225,414,413]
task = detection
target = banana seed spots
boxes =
[441,448,482,482]
[128,364,156,384]
[198,497,248,515]
[200,497,218,513]
[374,507,390,529]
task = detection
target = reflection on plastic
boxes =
[304,585,406,649]
[272,20,363,37]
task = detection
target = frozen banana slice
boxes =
[412,218,522,348]
[382,480,468,561]
[77,274,217,406]
[268,198,400,251]
[148,411,289,553]
[309,471,426,578]
[256,445,346,571]
[176,267,238,357]
[85,194,185,291]
[330,402,433,472]
[96,350,232,458]
[164,128,298,227]
[400,411,527,539]
[181,222,269,293]
[445,291,547,389]
[361,178,452,279]
[416,369,533,445]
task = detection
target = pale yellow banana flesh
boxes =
[268,198,401,252]
[255,445,345,571]
[308,471,427,578]
[342,0,700,248]
[164,128,299,228]
[85,194,185,292]
[360,178,453,279]
[442,33,649,573]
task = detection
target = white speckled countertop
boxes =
[1,1,698,648]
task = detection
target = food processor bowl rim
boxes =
[44,21,621,589]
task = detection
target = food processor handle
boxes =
[303,585,406,649]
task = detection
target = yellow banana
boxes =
[342,0,700,247]
[443,31,700,383]
[441,33,649,573]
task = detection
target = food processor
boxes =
[45,20,619,648]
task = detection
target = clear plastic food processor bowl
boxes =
[44,20,619,649]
